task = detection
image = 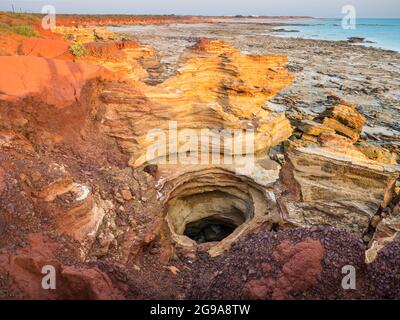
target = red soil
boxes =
[0,234,123,299]
[18,38,72,60]
[84,40,139,60]
[0,56,112,107]
[244,237,324,300]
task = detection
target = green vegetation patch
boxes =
[11,24,37,36]
[69,43,87,57]
[0,12,39,36]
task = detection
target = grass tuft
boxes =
[69,43,87,57]
[11,24,37,37]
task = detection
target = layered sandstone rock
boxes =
[365,192,400,262]
[280,104,400,238]
[52,26,117,43]
[26,167,115,258]
[158,161,281,256]
[82,40,160,81]
[280,139,399,236]
[99,40,293,168]
[84,39,294,257]
[35,175,112,246]
[316,103,366,141]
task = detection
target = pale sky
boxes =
[1,0,399,18]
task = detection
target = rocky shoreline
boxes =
[0,14,399,299]
[112,21,400,132]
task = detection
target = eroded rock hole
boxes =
[164,168,277,250]
[184,210,244,243]
[166,189,253,245]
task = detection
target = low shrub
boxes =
[12,24,37,37]
[69,43,87,57]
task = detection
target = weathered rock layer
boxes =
[98,40,293,168]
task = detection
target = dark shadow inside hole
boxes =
[184,216,239,244]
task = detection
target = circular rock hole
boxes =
[183,213,242,243]
[164,168,276,249]
[166,190,251,245]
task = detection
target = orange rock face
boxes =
[84,40,140,60]
[319,103,366,141]
[161,39,293,118]
[18,38,73,60]
[0,56,110,107]
[81,40,159,81]
[100,39,294,167]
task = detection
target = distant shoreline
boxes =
[0,11,316,19]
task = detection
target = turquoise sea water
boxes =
[275,18,400,52]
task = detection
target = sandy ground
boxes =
[111,21,400,153]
